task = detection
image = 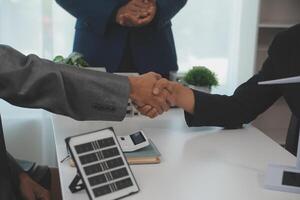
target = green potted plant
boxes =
[183,66,218,93]
[53,52,107,72]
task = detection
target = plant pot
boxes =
[188,85,211,93]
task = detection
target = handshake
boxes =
[128,72,195,118]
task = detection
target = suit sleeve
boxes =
[0,45,130,121]
[7,153,24,176]
[55,0,126,35]
[184,29,291,128]
[154,0,187,28]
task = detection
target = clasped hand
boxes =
[116,0,156,27]
[129,72,178,118]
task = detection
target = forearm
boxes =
[184,75,282,128]
[174,84,195,114]
[0,45,130,121]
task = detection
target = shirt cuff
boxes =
[184,89,203,127]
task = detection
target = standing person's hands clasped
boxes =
[116,0,157,27]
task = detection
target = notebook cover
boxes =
[127,157,161,165]
[124,139,161,158]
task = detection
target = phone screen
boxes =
[282,171,300,187]
[130,132,146,145]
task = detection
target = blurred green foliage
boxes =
[53,52,90,68]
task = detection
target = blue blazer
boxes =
[56,0,187,74]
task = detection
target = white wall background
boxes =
[173,0,260,94]
[0,0,260,166]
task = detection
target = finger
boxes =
[152,97,168,114]
[132,0,151,9]
[159,90,171,111]
[137,8,155,22]
[130,12,146,20]
[136,16,152,26]
[126,13,143,26]
[133,100,145,108]
[148,6,156,15]
[153,79,173,95]
[140,1,156,14]
[146,108,159,118]
[150,101,163,114]
[128,6,146,16]
[117,14,125,25]
[122,14,136,27]
[131,3,150,13]
[161,100,170,112]
[148,72,162,80]
[166,92,176,107]
[121,14,131,26]
[138,105,153,115]
[128,1,151,19]
[139,12,151,19]
[136,10,155,24]
[134,8,151,18]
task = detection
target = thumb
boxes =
[153,87,160,95]
[153,78,171,95]
[150,72,162,80]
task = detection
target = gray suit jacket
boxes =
[0,45,130,121]
[0,45,131,192]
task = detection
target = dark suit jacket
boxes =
[0,122,20,200]
[55,0,187,74]
[185,24,300,129]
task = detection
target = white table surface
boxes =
[52,109,300,200]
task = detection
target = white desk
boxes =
[52,109,300,200]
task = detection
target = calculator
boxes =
[66,128,139,200]
[117,131,150,152]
